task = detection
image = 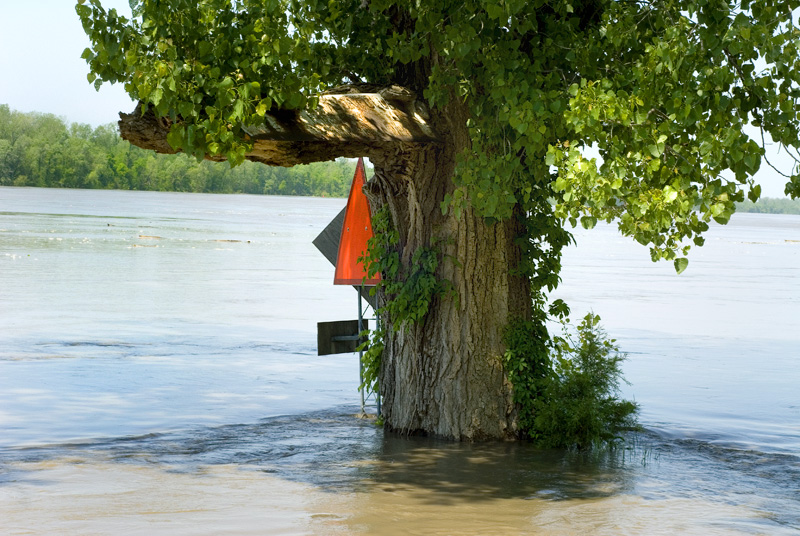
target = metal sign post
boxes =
[313,157,381,417]
[358,284,365,412]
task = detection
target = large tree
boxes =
[79,0,800,440]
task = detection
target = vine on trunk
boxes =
[502,315,552,436]
[357,206,454,396]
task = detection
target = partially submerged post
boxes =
[316,158,380,415]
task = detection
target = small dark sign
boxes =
[317,319,369,356]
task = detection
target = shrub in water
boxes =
[505,313,639,448]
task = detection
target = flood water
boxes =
[1,186,798,535]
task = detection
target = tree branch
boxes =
[118,88,440,167]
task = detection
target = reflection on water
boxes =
[1,187,799,534]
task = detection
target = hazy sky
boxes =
[0,0,134,127]
[0,1,793,197]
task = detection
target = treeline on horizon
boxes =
[0,105,356,197]
[735,197,800,215]
[2,105,800,214]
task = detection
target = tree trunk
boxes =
[116,90,533,441]
[366,102,531,441]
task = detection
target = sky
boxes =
[0,1,793,197]
[0,0,134,127]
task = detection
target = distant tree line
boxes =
[736,197,800,215]
[0,105,356,197]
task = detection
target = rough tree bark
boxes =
[118,88,531,440]
[364,100,530,440]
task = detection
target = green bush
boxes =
[534,313,639,449]
[505,313,639,449]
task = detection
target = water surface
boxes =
[1,187,798,535]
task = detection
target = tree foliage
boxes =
[0,105,355,196]
[78,0,800,274]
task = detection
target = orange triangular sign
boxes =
[333,158,380,286]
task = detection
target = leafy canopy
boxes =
[78,0,800,272]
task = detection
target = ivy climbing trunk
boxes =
[365,101,532,441]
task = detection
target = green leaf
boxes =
[166,126,183,150]
[441,193,451,215]
[647,143,665,158]
[486,3,504,19]
[198,41,213,58]
[748,184,762,202]
[674,257,689,274]
[568,83,580,97]
[233,99,244,119]
[219,77,234,91]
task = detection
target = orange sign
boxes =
[333,158,380,286]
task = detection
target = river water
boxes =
[0,186,798,535]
